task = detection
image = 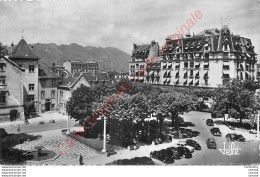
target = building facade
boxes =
[9,39,40,111]
[38,63,61,113]
[63,60,99,74]
[129,26,258,88]
[57,74,91,114]
[115,71,129,82]
[129,41,160,83]
[0,56,25,122]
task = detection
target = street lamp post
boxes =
[102,116,107,153]
[257,112,259,140]
[66,114,70,135]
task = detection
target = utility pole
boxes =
[66,114,70,135]
[257,112,259,140]
[102,116,107,153]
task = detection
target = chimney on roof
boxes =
[133,43,137,49]
[11,42,14,54]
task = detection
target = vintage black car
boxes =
[226,133,245,142]
[186,139,201,150]
[166,147,181,159]
[176,146,192,158]
[210,127,222,136]
[180,128,193,138]
[206,138,217,149]
[192,130,200,137]
[150,149,175,164]
[206,119,214,126]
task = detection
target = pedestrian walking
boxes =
[79,154,83,165]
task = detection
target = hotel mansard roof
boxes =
[9,39,40,60]
[163,26,257,56]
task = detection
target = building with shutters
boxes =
[129,25,258,88]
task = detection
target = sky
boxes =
[0,0,259,55]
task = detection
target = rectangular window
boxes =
[51,103,55,109]
[0,76,6,85]
[223,74,230,79]
[205,53,209,59]
[204,63,209,69]
[28,95,35,102]
[29,84,35,91]
[41,80,46,87]
[0,92,6,104]
[29,65,35,72]
[175,63,180,69]
[190,70,193,76]
[52,79,56,87]
[184,62,188,68]
[205,79,208,85]
[51,90,55,98]
[190,62,194,68]
[0,63,5,72]
[41,91,45,99]
[60,91,63,98]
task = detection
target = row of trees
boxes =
[66,78,260,146]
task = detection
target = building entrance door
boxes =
[45,102,51,111]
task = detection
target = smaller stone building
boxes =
[0,56,25,122]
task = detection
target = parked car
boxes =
[166,147,181,159]
[206,119,214,126]
[226,133,245,142]
[184,129,193,138]
[176,141,195,152]
[186,139,201,150]
[150,149,175,164]
[180,128,193,138]
[192,130,200,137]
[176,146,192,158]
[210,127,222,136]
[206,138,217,149]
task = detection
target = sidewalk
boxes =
[0,112,76,134]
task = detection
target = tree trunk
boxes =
[171,112,177,127]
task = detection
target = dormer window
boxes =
[29,65,35,72]
[224,44,228,50]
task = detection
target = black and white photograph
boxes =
[0,0,259,176]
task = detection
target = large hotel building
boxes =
[129,25,257,88]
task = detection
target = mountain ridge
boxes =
[8,43,131,72]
